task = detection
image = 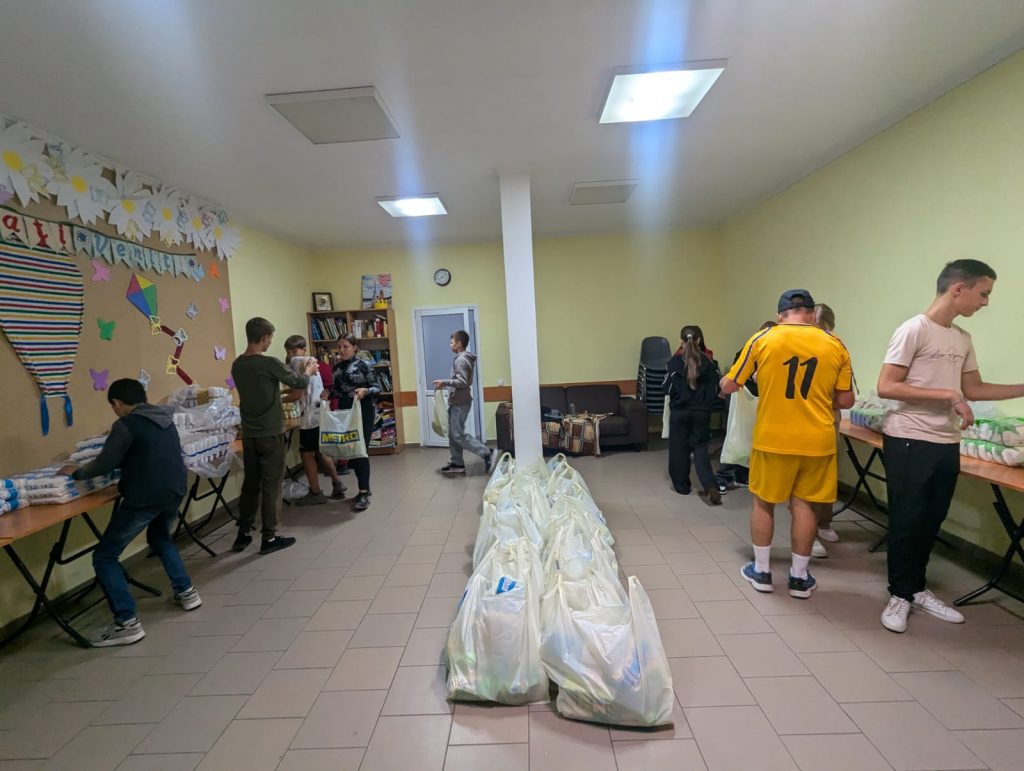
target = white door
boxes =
[413,306,485,448]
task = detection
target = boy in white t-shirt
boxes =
[877,260,1024,633]
[284,335,346,506]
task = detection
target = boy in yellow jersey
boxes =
[721,290,855,598]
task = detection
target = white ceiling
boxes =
[2,1,1023,248]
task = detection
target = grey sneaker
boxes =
[330,480,347,499]
[293,491,328,507]
[174,586,202,611]
[92,617,146,647]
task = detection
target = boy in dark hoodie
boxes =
[58,378,200,647]
[433,330,498,476]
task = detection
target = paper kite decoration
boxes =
[97,318,116,341]
[124,272,194,385]
[89,368,109,391]
[0,243,84,434]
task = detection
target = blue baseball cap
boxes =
[778,289,816,313]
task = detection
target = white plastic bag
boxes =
[446,539,549,705]
[283,478,309,501]
[319,402,367,460]
[432,389,449,438]
[720,387,757,466]
[539,575,674,727]
[473,498,545,568]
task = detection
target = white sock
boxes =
[753,545,771,574]
[791,553,811,579]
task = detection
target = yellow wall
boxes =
[0,224,313,632]
[720,50,1024,552]
[311,228,725,441]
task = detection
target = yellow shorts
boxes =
[749,449,837,505]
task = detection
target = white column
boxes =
[499,172,542,466]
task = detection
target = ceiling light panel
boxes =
[267,87,400,144]
[376,195,447,218]
[569,180,638,205]
[600,61,726,124]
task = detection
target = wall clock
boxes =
[434,268,452,287]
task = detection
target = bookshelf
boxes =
[307,306,404,455]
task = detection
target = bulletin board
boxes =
[0,197,236,475]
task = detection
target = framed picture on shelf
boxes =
[312,292,334,312]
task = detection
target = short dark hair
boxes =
[245,317,275,343]
[937,260,996,294]
[451,330,470,348]
[107,378,147,406]
[339,332,358,346]
[284,334,307,351]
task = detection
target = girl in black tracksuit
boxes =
[666,325,722,504]
[330,333,379,511]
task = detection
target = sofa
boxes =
[495,384,648,454]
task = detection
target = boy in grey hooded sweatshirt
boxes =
[433,330,498,475]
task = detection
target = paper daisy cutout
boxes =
[151,187,184,246]
[212,221,241,259]
[0,121,54,207]
[108,170,154,240]
[179,196,206,249]
[48,147,116,225]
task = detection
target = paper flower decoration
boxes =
[47,147,115,225]
[150,187,184,246]
[108,171,154,240]
[179,196,206,248]
[0,121,54,207]
[212,221,241,259]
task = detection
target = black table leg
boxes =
[954,484,1024,606]
[1,543,93,648]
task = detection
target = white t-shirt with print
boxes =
[882,314,978,444]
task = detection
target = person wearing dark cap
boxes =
[721,290,855,599]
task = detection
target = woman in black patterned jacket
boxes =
[330,333,380,511]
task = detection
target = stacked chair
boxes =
[636,336,672,414]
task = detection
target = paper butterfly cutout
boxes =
[0,184,12,206]
[90,260,111,282]
[166,355,180,375]
[185,302,199,320]
[218,297,229,313]
[138,369,151,391]
[173,328,188,347]
[191,265,205,283]
[97,318,116,341]
[89,368,109,391]
[225,375,236,390]
[149,315,162,335]
[213,345,226,360]
[209,262,220,279]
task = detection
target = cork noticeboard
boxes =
[0,198,236,475]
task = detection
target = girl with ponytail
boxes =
[665,325,722,504]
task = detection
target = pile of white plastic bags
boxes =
[446,452,674,727]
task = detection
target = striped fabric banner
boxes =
[0,243,84,434]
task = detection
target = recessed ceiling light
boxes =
[570,180,638,205]
[266,87,400,144]
[599,60,726,124]
[376,195,448,218]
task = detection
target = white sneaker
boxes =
[912,589,965,624]
[881,596,911,633]
[817,527,839,543]
[811,539,828,559]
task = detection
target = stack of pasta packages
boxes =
[445,452,674,727]
[0,435,119,511]
[166,386,240,477]
[847,392,889,433]
[962,417,1024,466]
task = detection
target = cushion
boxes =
[566,384,620,415]
[598,415,629,437]
[539,386,568,414]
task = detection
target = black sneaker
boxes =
[259,535,297,555]
[330,480,347,499]
[232,531,253,552]
[439,462,466,474]
[788,571,818,599]
[717,482,729,495]
[353,492,371,511]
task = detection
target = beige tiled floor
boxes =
[2,446,1024,769]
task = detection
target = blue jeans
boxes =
[448,402,489,466]
[93,500,191,622]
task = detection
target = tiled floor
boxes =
[2,446,1024,770]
